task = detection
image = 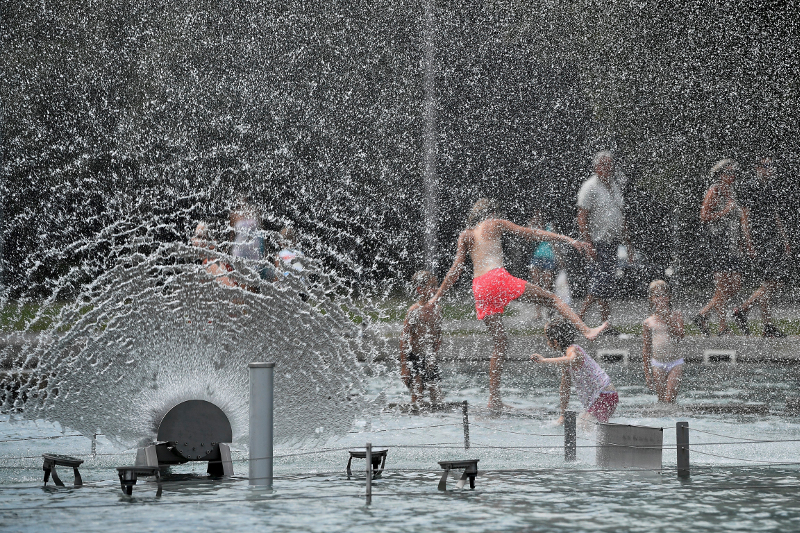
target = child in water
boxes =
[192,222,235,288]
[642,280,684,403]
[531,321,618,425]
[399,271,443,406]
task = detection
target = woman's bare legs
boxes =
[738,280,778,324]
[698,271,741,332]
[484,314,507,412]
[521,282,608,340]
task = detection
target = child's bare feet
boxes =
[585,321,609,341]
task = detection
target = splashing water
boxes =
[1,214,390,448]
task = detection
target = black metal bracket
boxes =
[347,448,388,479]
[116,465,163,496]
[437,459,479,491]
[42,454,84,488]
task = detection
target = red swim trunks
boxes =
[472,268,527,320]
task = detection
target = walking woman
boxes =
[693,159,754,335]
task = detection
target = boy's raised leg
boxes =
[522,283,608,340]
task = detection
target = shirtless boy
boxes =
[429,198,608,411]
[399,271,443,406]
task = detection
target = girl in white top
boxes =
[531,321,618,425]
[642,280,685,403]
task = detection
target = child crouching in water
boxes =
[531,320,618,425]
[642,280,684,403]
[399,271,443,406]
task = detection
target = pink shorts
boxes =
[588,391,619,423]
[472,268,527,320]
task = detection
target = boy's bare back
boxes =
[459,220,505,278]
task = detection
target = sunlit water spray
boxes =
[1,226,391,448]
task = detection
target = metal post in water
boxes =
[564,411,577,462]
[249,362,274,487]
[462,400,470,450]
[677,421,690,478]
[365,442,372,504]
[91,433,97,458]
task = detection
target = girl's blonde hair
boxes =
[648,279,671,311]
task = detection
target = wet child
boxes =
[430,198,606,412]
[192,222,235,287]
[530,320,618,425]
[527,211,560,320]
[399,271,443,406]
[642,280,684,403]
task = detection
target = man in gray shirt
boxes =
[576,151,633,332]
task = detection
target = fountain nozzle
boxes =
[135,400,234,476]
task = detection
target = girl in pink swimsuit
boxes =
[531,321,618,424]
[642,280,685,403]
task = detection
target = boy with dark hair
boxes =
[399,271,443,406]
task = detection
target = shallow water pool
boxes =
[2,360,800,532]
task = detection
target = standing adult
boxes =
[732,157,790,337]
[693,159,754,336]
[576,151,632,334]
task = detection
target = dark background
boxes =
[2,0,799,301]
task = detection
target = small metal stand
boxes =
[437,459,479,491]
[347,448,387,479]
[42,454,84,488]
[116,466,163,496]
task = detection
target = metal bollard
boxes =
[249,362,275,487]
[462,400,470,450]
[564,411,576,462]
[365,442,372,504]
[677,421,690,478]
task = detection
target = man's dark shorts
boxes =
[588,241,618,300]
[754,246,790,283]
[407,353,441,387]
[710,251,741,273]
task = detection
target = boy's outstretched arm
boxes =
[499,220,595,259]
[430,232,469,304]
